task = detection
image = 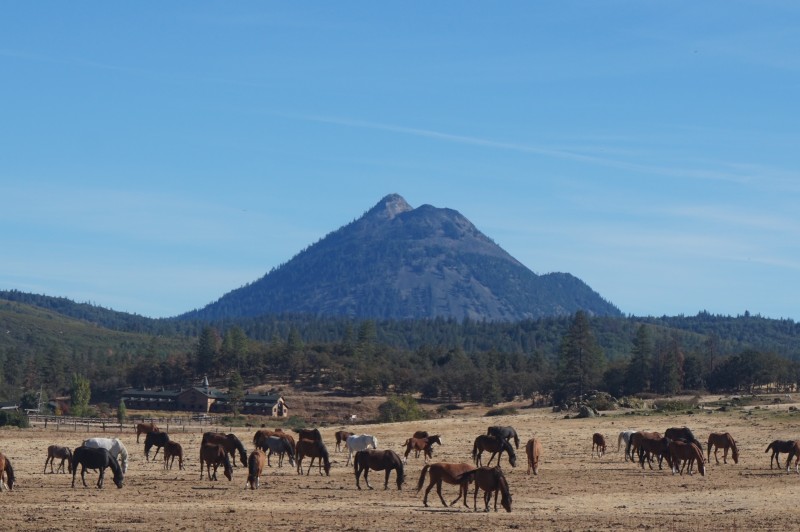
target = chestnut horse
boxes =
[592,433,606,458]
[335,430,354,452]
[246,449,266,489]
[456,465,512,512]
[44,445,73,474]
[707,432,739,465]
[135,422,160,444]
[416,462,475,508]
[765,439,797,469]
[294,427,322,442]
[163,440,184,470]
[526,437,542,475]
[199,443,232,481]
[472,435,517,468]
[201,432,247,468]
[295,439,331,476]
[354,449,405,490]
[0,452,15,492]
[634,433,672,470]
[668,440,706,476]
[403,435,442,464]
[783,441,800,473]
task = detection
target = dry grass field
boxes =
[2,398,800,531]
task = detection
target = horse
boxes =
[765,439,797,469]
[416,462,475,508]
[354,449,405,490]
[472,435,517,468]
[668,440,706,476]
[199,443,233,481]
[407,431,429,458]
[144,431,170,461]
[628,431,662,468]
[82,437,129,474]
[665,427,702,450]
[335,430,354,452]
[526,437,542,475]
[201,432,247,468]
[487,426,520,450]
[44,445,73,474]
[592,433,607,458]
[403,435,442,464]
[246,449,266,489]
[261,436,295,468]
[135,422,160,443]
[346,434,378,466]
[707,432,739,465]
[294,427,322,442]
[617,430,636,461]
[783,441,800,474]
[295,438,331,476]
[71,446,124,489]
[163,440,185,470]
[0,453,15,492]
[637,435,672,470]
[456,466,512,513]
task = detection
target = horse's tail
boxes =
[403,438,411,448]
[471,440,478,462]
[765,442,774,453]
[513,431,520,449]
[416,464,430,492]
[5,458,15,490]
[455,469,476,485]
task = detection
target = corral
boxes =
[1,399,799,531]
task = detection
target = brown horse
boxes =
[295,439,331,476]
[335,430,354,452]
[634,433,672,470]
[592,433,606,458]
[163,440,184,470]
[254,429,295,459]
[0,452,15,492]
[707,432,739,465]
[246,449,266,489]
[403,435,442,464]
[456,465,512,512]
[668,440,706,476]
[416,462,475,508]
[765,439,797,469]
[44,445,73,474]
[135,422,160,444]
[472,435,517,468]
[199,443,232,481]
[526,437,542,475]
[354,449,405,490]
[144,431,170,461]
[294,427,322,442]
[201,432,247,468]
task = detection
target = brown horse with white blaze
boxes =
[707,432,739,465]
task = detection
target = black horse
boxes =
[665,427,702,449]
[354,449,405,490]
[71,446,124,489]
[144,431,170,461]
[487,426,520,450]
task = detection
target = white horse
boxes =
[82,437,129,473]
[345,434,378,466]
[617,430,636,462]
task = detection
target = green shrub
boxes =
[485,406,518,417]
[0,410,30,428]
[653,397,700,412]
[377,395,428,423]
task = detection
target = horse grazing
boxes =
[44,445,73,474]
[261,436,295,468]
[199,443,233,481]
[416,462,475,508]
[637,435,672,471]
[456,466,512,513]
[0,453,15,492]
[335,430,354,452]
[783,441,800,474]
[592,433,607,458]
[354,449,405,490]
[201,432,247,468]
[71,446,124,489]
[135,422,160,443]
[346,434,378,466]
[669,440,706,476]
[82,437,129,474]
[766,439,798,469]
[487,426,520,450]
[707,432,739,465]
[163,440,184,470]
[403,435,442,464]
[665,427,702,450]
[526,437,542,475]
[472,435,517,468]
[294,427,322,442]
[246,449,266,489]
[617,430,636,461]
[144,431,170,461]
[295,438,331,476]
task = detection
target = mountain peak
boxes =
[364,193,413,221]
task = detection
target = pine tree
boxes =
[556,311,605,402]
[70,374,91,417]
[625,325,653,394]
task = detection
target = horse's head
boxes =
[431,435,442,446]
[371,436,378,449]
[500,478,512,512]
[223,457,233,482]
[730,436,740,464]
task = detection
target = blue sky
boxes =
[1,2,798,320]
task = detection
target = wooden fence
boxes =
[27,414,224,433]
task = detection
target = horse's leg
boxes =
[81,466,88,488]
[473,483,479,512]
[721,446,727,465]
[97,467,105,489]
[44,455,50,474]
[363,468,373,490]
[486,452,496,466]
[383,469,391,490]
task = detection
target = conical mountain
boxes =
[180,194,621,321]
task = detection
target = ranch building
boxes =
[120,386,287,416]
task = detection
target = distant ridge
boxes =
[180,194,622,321]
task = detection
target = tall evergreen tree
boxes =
[556,311,605,401]
[195,326,221,377]
[625,325,653,394]
[70,373,91,417]
[227,371,245,417]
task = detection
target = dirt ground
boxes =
[2,401,800,531]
